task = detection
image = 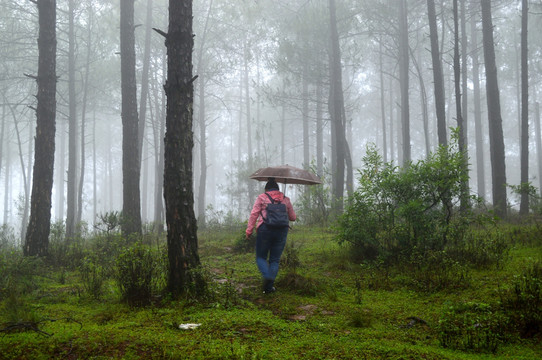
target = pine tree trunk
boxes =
[120,0,142,236]
[329,0,345,213]
[139,0,153,224]
[519,0,529,215]
[480,0,507,218]
[399,0,410,164]
[24,0,57,257]
[163,0,203,298]
[66,0,77,239]
[470,1,486,199]
[535,103,542,193]
[427,0,447,146]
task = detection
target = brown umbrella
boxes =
[249,165,322,185]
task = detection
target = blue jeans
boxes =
[255,224,288,281]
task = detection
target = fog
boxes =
[1,0,541,239]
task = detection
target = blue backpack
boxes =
[262,192,289,228]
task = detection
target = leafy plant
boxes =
[499,261,542,338]
[115,243,164,306]
[336,132,484,266]
[437,302,505,353]
[295,162,331,226]
[79,255,107,299]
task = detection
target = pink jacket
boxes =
[246,190,296,236]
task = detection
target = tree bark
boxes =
[24,0,57,257]
[328,0,346,213]
[316,75,323,177]
[470,1,485,199]
[303,63,310,168]
[427,0,447,146]
[139,0,153,224]
[163,0,203,298]
[120,0,142,236]
[399,0,410,164]
[195,0,213,227]
[77,1,93,227]
[535,102,542,193]
[480,0,507,218]
[66,0,77,239]
[453,0,468,211]
[379,40,388,163]
[519,0,529,215]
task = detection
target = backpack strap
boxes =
[261,192,280,223]
[264,192,277,204]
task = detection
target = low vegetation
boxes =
[1,141,541,359]
[0,221,540,359]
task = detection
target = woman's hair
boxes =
[265,178,279,191]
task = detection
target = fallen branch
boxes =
[0,317,82,337]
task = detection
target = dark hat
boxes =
[265,177,279,191]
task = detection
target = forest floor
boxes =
[0,225,541,359]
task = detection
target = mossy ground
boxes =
[0,225,541,359]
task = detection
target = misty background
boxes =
[1,0,541,242]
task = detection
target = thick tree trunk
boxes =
[480,0,507,218]
[519,0,529,215]
[163,0,203,298]
[427,0,447,146]
[470,1,486,199]
[120,0,142,236]
[24,0,57,257]
[329,0,346,213]
[139,0,153,223]
[399,0,410,164]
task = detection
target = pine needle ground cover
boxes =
[0,225,541,359]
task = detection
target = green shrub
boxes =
[406,249,470,292]
[336,132,491,271]
[0,224,16,252]
[79,255,107,299]
[499,261,542,338]
[447,227,509,269]
[233,229,255,253]
[0,252,43,300]
[280,240,302,270]
[116,243,164,306]
[295,163,332,226]
[437,302,505,353]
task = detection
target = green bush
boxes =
[295,163,332,226]
[115,243,164,306]
[406,249,470,292]
[499,261,542,338]
[437,302,505,353]
[0,224,16,252]
[0,252,43,301]
[79,255,107,299]
[336,134,473,263]
[233,229,255,253]
[447,227,509,269]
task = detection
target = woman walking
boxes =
[246,178,296,294]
